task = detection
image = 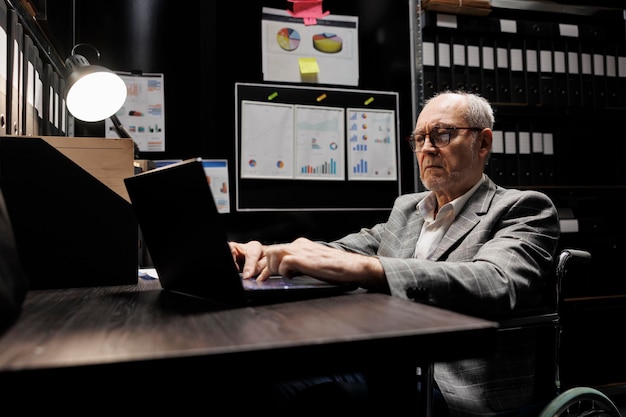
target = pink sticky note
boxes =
[287,0,330,25]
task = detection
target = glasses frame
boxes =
[405,126,483,152]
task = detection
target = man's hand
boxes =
[260,237,387,291]
[228,240,267,279]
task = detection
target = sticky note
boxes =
[299,57,320,75]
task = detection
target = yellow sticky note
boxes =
[299,57,320,75]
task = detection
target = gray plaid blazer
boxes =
[328,176,560,416]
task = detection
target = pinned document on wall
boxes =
[261,7,359,86]
[235,82,400,211]
[346,108,397,181]
[105,72,166,152]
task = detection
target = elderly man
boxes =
[230,91,560,416]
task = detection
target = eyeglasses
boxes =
[405,127,483,152]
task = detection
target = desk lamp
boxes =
[64,43,131,139]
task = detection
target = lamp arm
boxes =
[110,114,131,138]
[110,114,140,158]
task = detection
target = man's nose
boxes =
[421,134,438,152]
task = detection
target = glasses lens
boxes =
[431,129,450,147]
[407,134,420,151]
[408,129,454,152]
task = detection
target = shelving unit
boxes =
[1,0,68,136]
[409,0,626,390]
[411,0,626,188]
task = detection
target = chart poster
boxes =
[346,108,397,181]
[240,100,294,179]
[106,73,165,152]
[294,105,345,180]
[261,7,359,86]
[235,82,400,211]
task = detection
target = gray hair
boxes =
[425,90,495,129]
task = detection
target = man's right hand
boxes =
[228,240,267,280]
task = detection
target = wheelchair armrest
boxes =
[498,312,559,331]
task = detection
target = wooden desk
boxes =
[0,278,496,414]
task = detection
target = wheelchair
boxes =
[500,249,622,417]
[537,385,621,417]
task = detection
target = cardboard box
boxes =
[0,136,138,289]
[422,0,492,16]
[39,136,135,202]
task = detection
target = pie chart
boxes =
[277,27,300,51]
[313,33,343,53]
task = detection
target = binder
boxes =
[57,77,66,135]
[503,127,517,186]
[520,19,557,105]
[436,32,453,92]
[421,11,439,97]
[524,38,541,106]
[457,13,486,34]
[0,0,7,134]
[15,21,23,135]
[542,132,556,185]
[43,63,58,135]
[493,18,517,104]
[456,15,484,95]
[51,70,61,135]
[538,40,554,106]
[7,9,22,135]
[34,45,43,134]
[422,12,455,95]
[552,40,568,107]
[422,31,438,100]
[22,33,34,135]
[557,23,582,107]
[605,45,619,109]
[517,124,532,185]
[465,35,482,95]
[451,35,467,91]
[579,22,606,44]
[488,128,505,184]
[565,39,582,107]
[495,37,511,103]
[617,46,626,110]
[592,45,607,108]
[480,36,497,102]
[520,20,556,39]
[42,62,51,135]
[580,42,594,107]
[530,125,546,185]
[508,38,526,104]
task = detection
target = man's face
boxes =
[413,95,486,197]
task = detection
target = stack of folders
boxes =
[488,123,555,187]
[419,9,625,110]
[422,0,492,16]
[0,2,67,137]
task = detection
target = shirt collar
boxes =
[418,174,486,220]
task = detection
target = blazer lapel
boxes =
[401,210,425,258]
[429,179,497,260]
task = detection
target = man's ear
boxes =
[479,128,492,156]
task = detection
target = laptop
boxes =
[124,157,358,306]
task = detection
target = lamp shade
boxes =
[64,53,127,122]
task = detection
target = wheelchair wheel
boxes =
[537,387,622,417]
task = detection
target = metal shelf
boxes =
[6,0,66,76]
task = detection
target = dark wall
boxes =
[42,0,215,160]
[42,0,416,243]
